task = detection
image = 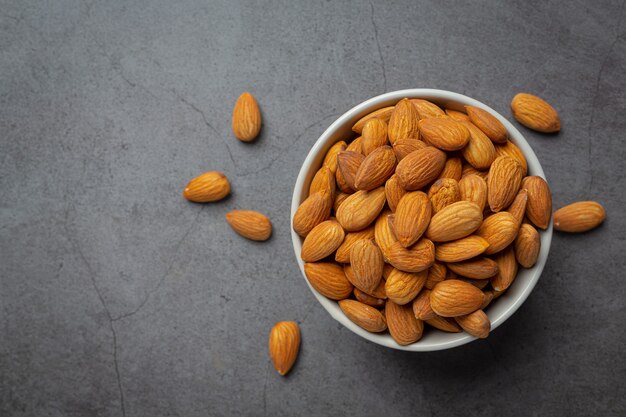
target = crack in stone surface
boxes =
[370,1,387,92]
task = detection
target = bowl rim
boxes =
[290,88,552,351]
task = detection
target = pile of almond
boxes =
[294,97,556,344]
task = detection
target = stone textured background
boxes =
[1,0,625,416]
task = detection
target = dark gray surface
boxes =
[1,0,625,416]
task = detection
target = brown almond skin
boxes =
[494,140,528,176]
[445,109,470,122]
[352,106,395,134]
[435,235,490,263]
[481,290,495,309]
[522,176,552,230]
[462,164,489,181]
[387,239,435,273]
[425,201,483,242]
[350,239,384,293]
[388,98,420,144]
[459,174,487,212]
[269,321,300,376]
[339,299,387,332]
[225,210,272,241]
[455,310,490,339]
[461,121,497,170]
[425,262,447,289]
[430,279,485,317]
[428,178,460,214]
[336,188,387,232]
[300,220,345,263]
[395,191,432,247]
[232,92,261,142]
[374,209,397,262]
[385,268,427,305]
[490,245,518,291]
[426,315,462,332]
[511,93,560,133]
[304,262,353,300]
[507,189,528,228]
[418,118,470,151]
[183,171,230,203]
[457,277,489,290]
[447,257,499,279]
[396,146,446,190]
[392,138,427,161]
[386,300,424,345]
[438,157,463,181]
[465,105,508,144]
[553,201,606,233]
[293,191,332,237]
[412,289,436,320]
[515,223,541,268]
[354,146,397,190]
[488,156,524,212]
[354,288,385,308]
[337,151,365,191]
[361,118,389,155]
[309,166,336,198]
[410,99,446,119]
[333,192,349,214]
[322,141,347,174]
[335,226,375,263]
[385,174,407,212]
[346,136,363,154]
[476,211,519,255]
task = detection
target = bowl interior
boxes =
[291,89,552,351]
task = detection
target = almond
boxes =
[337,151,365,191]
[418,118,470,151]
[350,239,384,293]
[425,201,483,242]
[522,176,552,230]
[457,277,489,289]
[225,210,272,241]
[396,146,446,190]
[460,121,497,170]
[428,178,460,214]
[361,118,389,155]
[333,192,349,214]
[336,167,355,194]
[459,174,487,212]
[385,268,427,305]
[425,262,446,289]
[293,191,332,236]
[309,166,336,198]
[394,191,432,247]
[353,288,385,308]
[447,257,499,279]
[465,105,507,144]
[462,164,489,180]
[322,141,347,174]
[339,299,387,332]
[232,92,261,142]
[385,300,424,345]
[511,93,560,133]
[301,220,345,262]
[336,188,386,232]
[412,289,436,320]
[354,146,397,190]
[554,201,606,233]
[425,315,462,332]
[335,226,375,263]
[455,310,490,339]
[507,189,528,228]
[476,211,518,255]
[183,171,230,203]
[352,106,395,134]
[392,138,427,160]
[388,98,420,144]
[268,321,300,376]
[438,156,463,181]
[435,235,490,262]
[445,109,470,122]
[384,174,407,212]
[430,279,485,317]
[410,98,446,119]
[481,290,495,309]
[304,262,353,300]
[488,156,523,212]
[490,245,518,291]
[494,140,528,176]
[387,239,435,273]
[515,223,540,268]
[374,209,397,261]
[346,136,363,154]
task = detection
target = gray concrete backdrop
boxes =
[1,0,625,416]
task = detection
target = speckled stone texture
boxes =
[1,0,625,416]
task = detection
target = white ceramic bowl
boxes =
[290,89,552,351]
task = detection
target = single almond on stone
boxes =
[388,98,420,144]
[425,201,483,242]
[507,189,528,228]
[488,156,523,212]
[354,288,385,308]
[384,174,407,212]
[494,140,528,176]
[354,145,397,190]
[392,138,427,161]
[438,157,463,181]
[428,178,460,214]
[553,201,606,233]
[350,239,384,293]
[269,321,300,376]
[394,191,432,247]
[455,310,490,339]
[374,209,397,262]
[430,279,485,317]
[435,235,490,262]
[490,245,518,291]
[410,98,446,119]
[418,117,470,151]
[232,92,261,142]
[385,268,427,305]
[387,239,435,273]
[339,299,387,332]
[304,262,353,300]
[337,151,365,191]
[412,289,436,320]
[426,315,462,332]
[322,141,347,174]
[301,220,345,262]
[521,176,552,230]
[447,257,499,279]
[336,188,386,232]
[461,120,497,170]
[361,118,389,155]
[385,300,424,345]
[445,109,470,122]
[425,262,447,289]
[465,105,508,144]
[183,171,230,203]
[459,174,487,212]
[476,211,518,255]
[335,226,375,263]
[515,223,540,268]
[293,191,332,236]
[225,210,272,241]
[396,146,447,190]
[309,166,336,198]
[511,93,560,133]
[352,106,395,134]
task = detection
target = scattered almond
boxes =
[511,93,560,133]
[232,92,261,142]
[553,201,606,233]
[269,321,300,376]
[225,210,272,241]
[183,171,230,203]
